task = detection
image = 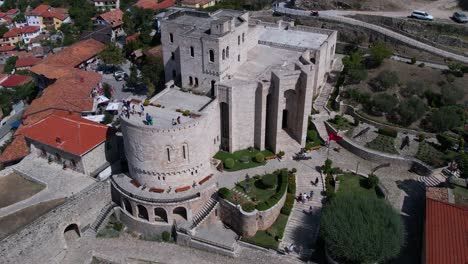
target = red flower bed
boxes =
[198,174,213,185]
[130,179,141,188]
[149,187,164,193]
[175,186,191,193]
[265,155,278,160]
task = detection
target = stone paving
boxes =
[0,155,95,218]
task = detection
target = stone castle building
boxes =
[112,9,337,235]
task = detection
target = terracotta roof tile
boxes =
[0,75,32,87]
[31,39,104,72]
[0,136,29,163]
[3,26,40,38]
[0,45,15,52]
[15,57,42,68]
[6,9,19,15]
[182,0,213,5]
[27,5,68,19]
[98,9,124,28]
[126,33,140,43]
[135,0,175,10]
[20,111,112,156]
[425,198,468,264]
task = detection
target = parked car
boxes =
[453,11,468,23]
[114,71,128,81]
[410,10,433,21]
[310,11,319,16]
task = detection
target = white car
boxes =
[410,10,433,21]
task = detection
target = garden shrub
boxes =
[456,153,468,179]
[320,194,404,264]
[277,151,285,157]
[161,231,171,242]
[255,153,265,163]
[261,173,278,189]
[410,56,416,64]
[346,88,371,105]
[281,193,295,215]
[218,187,231,199]
[354,116,360,126]
[436,133,456,151]
[224,158,235,169]
[400,80,425,98]
[182,110,191,116]
[368,41,393,67]
[291,168,297,174]
[428,106,464,132]
[143,99,150,106]
[440,84,463,106]
[322,159,333,175]
[389,97,427,126]
[325,174,335,198]
[369,93,398,114]
[366,174,379,189]
[371,71,399,91]
[287,174,296,194]
[377,128,398,138]
[241,202,256,212]
[307,130,318,143]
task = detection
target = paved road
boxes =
[0,109,24,141]
[274,2,468,64]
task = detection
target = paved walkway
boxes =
[0,155,95,217]
[279,169,324,259]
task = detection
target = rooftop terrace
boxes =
[258,27,329,50]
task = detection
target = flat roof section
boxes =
[259,27,329,50]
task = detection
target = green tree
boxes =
[369,41,393,67]
[440,84,463,106]
[3,56,18,74]
[141,55,165,92]
[126,64,140,88]
[400,80,425,98]
[456,153,468,179]
[320,194,404,263]
[99,43,125,65]
[0,0,15,12]
[342,52,367,83]
[369,93,398,114]
[102,83,112,99]
[0,25,9,38]
[390,97,426,126]
[429,106,465,132]
[13,13,26,23]
[371,70,399,91]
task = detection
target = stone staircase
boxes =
[417,169,447,188]
[84,202,117,237]
[280,171,324,260]
[190,197,218,229]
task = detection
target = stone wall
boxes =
[219,189,287,237]
[324,121,432,176]
[0,182,111,264]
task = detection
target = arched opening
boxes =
[220,102,230,151]
[189,76,193,86]
[154,208,168,223]
[190,46,194,57]
[226,46,229,58]
[238,54,240,62]
[283,89,297,133]
[122,198,132,215]
[209,49,214,62]
[169,33,173,43]
[282,109,288,129]
[63,223,80,244]
[194,77,199,87]
[238,35,240,45]
[242,33,245,42]
[222,49,225,60]
[171,52,175,61]
[137,205,149,221]
[265,94,273,150]
[173,207,187,221]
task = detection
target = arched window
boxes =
[194,77,199,87]
[222,49,225,60]
[242,33,245,42]
[226,46,229,58]
[182,144,187,159]
[169,33,173,43]
[189,76,193,85]
[166,147,171,162]
[190,46,194,57]
[209,49,214,62]
[238,55,240,62]
[173,207,187,220]
[123,198,132,215]
[238,35,240,45]
[154,208,168,222]
[137,205,149,221]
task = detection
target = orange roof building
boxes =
[15,57,42,69]
[26,5,71,30]
[97,9,124,29]
[0,75,32,88]
[425,198,468,264]
[135,0,175,10]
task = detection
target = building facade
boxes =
[113,9,337,236]
[93,0,120,12]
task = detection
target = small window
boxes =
[238,55,240,62]
[189,76,193,85]
[166,148,171,162]
[183,145,187,159]
[209,49,214,62]
[211,80,216,90]
[238,35,240,45]
[242,33,245,43]
[194,77,199,87]
[222,49,225,60]
[190,46,194,57]
[171,52,175,60]
[226,46,229,58]
[169,33,173,43]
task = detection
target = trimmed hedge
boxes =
[242,202,256,212]
[256,170,289,211]
[366,174,379,189]
[261,174,278,189]
[224,158,235,169]
[377,128,398,138]
[287,174,296,194]
[218,187,231,199]
[281,193,295,215]
[255,153,265,163]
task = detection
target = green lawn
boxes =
[241,213,289,250]
[452,185,468,206]
[328,116,354,131]
[337,173,384,199]
[365,134,398,154]
[415,142,444,167]
[214,149,274,172]
[234,177,277,203]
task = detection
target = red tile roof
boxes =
[0,45,15,52]
[425,198,468,264]
[20,111,112,156]
[15,57,42,68]
[134,0,175,10]
[0,75,32,87]
[26,5,69,21]
[0,135,29,163]
[23,69,101,125]
[31,39,104,73]
[3,26,41,38]
[182,0,213,5]
[6,9,19,15]
[98,9,124,28]
[125,33,140,43]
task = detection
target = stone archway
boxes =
[173,207,187,221]
[283,89,297,133]
[137,205,149,221]
[63,223,80,246]
[122,198,132,215]
[154,208,168,223]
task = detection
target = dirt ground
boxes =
[346,59,468,101]
[0,173,45,208]
[0,198,65,240]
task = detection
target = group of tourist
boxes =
[297,192,313,203]
[172,116,181,126]
[120,100,154,125]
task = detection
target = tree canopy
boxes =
[320,194,405,263]
[99,44,125,65]
[428,105,465,132]
[369,41,393,67]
